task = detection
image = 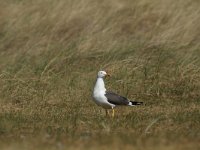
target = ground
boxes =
[0,0,200,149]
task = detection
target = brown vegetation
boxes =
[0,0,200,149]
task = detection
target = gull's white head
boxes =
[97,71,110,78]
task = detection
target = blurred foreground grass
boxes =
[0,0,200,149]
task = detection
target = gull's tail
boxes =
[128,101,143,106]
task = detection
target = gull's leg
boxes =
[105,109,109,116]
[112,108,115,118]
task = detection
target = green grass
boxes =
[0,0,200,149]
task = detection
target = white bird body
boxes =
[93,77,115,109]
[92,71,143,117]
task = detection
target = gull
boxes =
[92,71,143,117]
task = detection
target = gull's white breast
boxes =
[93,90,113,109]
[93,77,114,109]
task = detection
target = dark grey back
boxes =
[105,91,129,105]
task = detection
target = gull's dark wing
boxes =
[105,91,129,105]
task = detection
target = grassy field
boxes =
[0,0,200,149]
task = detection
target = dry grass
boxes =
[0,0,200,149]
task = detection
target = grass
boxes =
[0,0,200,149]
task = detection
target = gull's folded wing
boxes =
[105,91,129,105]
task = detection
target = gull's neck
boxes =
[94,77,106,92]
